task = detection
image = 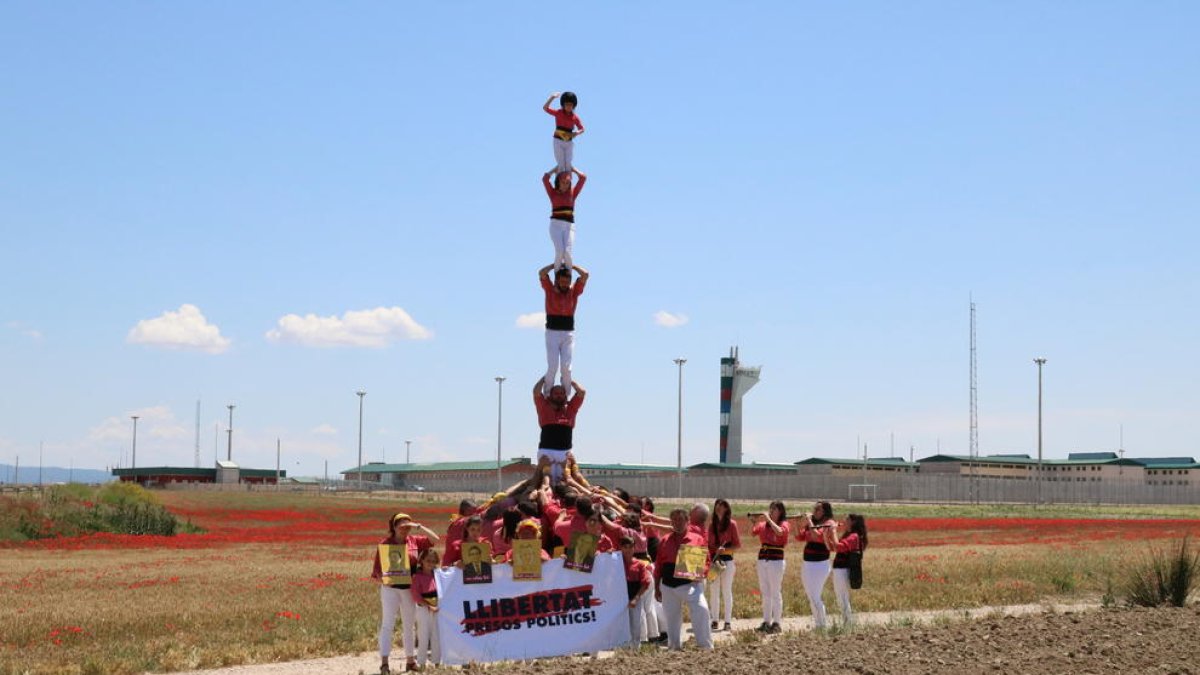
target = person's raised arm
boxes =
[543,92,560,114]
[533,377,547,401]
[542,171,554,195]
[572,168,587,197]
[572,264,589,283]
[571,380,586,398]
[538,263,554,280]
[410,522,440,544]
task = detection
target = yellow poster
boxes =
[379,544,410,585]
[510,540,543,581]
[673,544,708,581]
[461,542,494,584]
[563,532,598,573]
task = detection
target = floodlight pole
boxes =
[131,416,140,470]
[1034,358,1047,504]
[356,391,366,491]
[495,376,506,493]
[674,358,686,499]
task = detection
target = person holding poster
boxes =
[444,516,487,568]
[653,508,713,651]
[707,498,741,632]
[371,513,439,675]
[410,548,441,670]
[507,519,551,580]
[619,535,653,649]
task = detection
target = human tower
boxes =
[532,90,588,487]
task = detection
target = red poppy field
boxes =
[2,491,1198,675]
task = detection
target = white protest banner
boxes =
[435,552,631,665]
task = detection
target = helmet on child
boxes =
[560,91,578,108]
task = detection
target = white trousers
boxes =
[543,330,574,395]
[660,582,713,651]
[548,218,575,270]
[708,559,736,625]
[651,597,665,637]
[801,559,832,629]
[414,605,440,666]
[553,138,574,173]
[831,567,854,624]
[378,585,415,659]
[626,594,647,649]
[536,448,568,485]
[756,559,786,624]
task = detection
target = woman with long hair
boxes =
[795,500,838,630]
[371,513,439,675]
[750,500,790,633]
[831,514,868,625]
[707,498,741,632]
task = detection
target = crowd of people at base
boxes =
[369,455,869,673]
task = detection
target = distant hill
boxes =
[0,464,114,485]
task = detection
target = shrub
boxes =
[1125,537,1200,607]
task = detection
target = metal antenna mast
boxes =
[194,399,201,468]
[969,297,979,504]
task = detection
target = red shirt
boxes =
[708,520,742,558]
[443,536,487,567]
[491,525,512,559]
[540,275,586,320]
[798,519,836,543]
[835,532,860,554]
[603,522,649,555]
[654,528,709,582]
[371,534,433,583]
[553,511,588,547]
[547,108,583,140]
[409,570,438,605]
[535,393,584,429]
[751,520,791,548]
[623,556,653,585]
[687,523,708,546]
[595,533,616,553]
[543,173,586,223]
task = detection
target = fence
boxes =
[400,472,1200,506]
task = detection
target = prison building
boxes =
[112,461,284,486]
[795,457,918,476]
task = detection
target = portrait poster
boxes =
[461,542,494,584]
[511,540,544,581]
[563,532,598,573]
[673,544,708,581]
[379,544,411,585]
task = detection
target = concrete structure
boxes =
[341,458,535,492]
[719,346,760,464]
[112,464,284,486]
[795,457,918,476]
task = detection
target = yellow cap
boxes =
[517,518,541,534]
[390,512,412,525]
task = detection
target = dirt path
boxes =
[166,600,1190,675]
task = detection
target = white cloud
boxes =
[311,424,338,436]
[126,304,230,354]
[6,321,43,341]
[87,403,187,446]
[515,312,545,329]
[653,310,689,328]
[266,307,432,348]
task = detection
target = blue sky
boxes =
[1,2,1197,477]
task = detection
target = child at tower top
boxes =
[543,91,584,173]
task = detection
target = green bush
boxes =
[0,483,197,541]
[1125,537,1200,607]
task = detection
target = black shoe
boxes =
[724,622,733,631]
[711,620,718,630]
[654,632,668,643]
[755,621,769,632]
[770,622,782,633]
[380,664,390,675]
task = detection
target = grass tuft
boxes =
[1125,536,1200,607]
